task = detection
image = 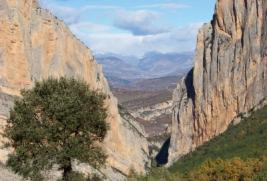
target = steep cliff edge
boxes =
[0,0,149,179]
[168,0,267,164]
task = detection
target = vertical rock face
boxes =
[169,0,267,164]
[0,0,149,180]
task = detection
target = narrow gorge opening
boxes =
[109,53,192,162]
[155,137,170,165]
[38,2,216,155]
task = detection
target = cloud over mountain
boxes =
[114,10,168,36]
[80,23,202,56]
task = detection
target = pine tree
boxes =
[4,77,109,181]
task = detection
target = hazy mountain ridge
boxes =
[95,52,193,83]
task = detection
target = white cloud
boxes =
[72,23,203,57]
[69,22,111,33]
[114,10,168,36]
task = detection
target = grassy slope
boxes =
[170,105,267,174]
[129,105,267,180]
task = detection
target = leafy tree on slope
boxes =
[4,77,109,181]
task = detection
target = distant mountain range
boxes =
[95,52,193,88]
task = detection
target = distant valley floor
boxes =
[110,76,182,139]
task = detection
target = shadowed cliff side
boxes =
[168,0,267,165]
[0,0,150,180]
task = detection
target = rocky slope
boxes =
[168,0,267,164]
[0,0,149,180]
[130,100,172,158]
[130,100,172,122]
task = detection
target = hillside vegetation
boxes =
[129,105,267,180]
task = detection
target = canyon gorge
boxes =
[0,0,267,180]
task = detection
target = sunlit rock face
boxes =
[0,0,150,180]
[168,0,267,164]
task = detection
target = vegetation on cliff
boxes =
[4,78,109,181]
[129,104,267,180]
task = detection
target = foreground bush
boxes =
[189,157,266,181]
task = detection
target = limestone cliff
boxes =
[168,0,267,164]
[0,0,149,180]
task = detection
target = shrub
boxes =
[128,167,180,181]
[189,157,266,181]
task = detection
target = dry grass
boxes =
[0,165,23,181]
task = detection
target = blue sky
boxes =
[40,0,216,57]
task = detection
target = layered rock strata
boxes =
[130,100,172,122]
[0,0,149,180]
[169,0,267,164]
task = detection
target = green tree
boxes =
[4,77,109,181]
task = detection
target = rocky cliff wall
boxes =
[0,0,149,180]
[168,0,267,164]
